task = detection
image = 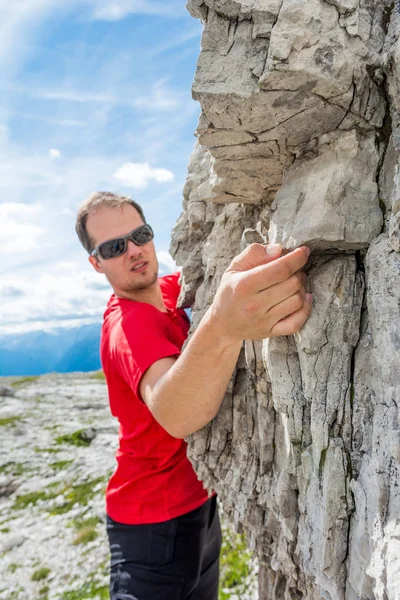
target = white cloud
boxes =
[0,124,9,145]
[38,89,116,103]
[0,202,43,218]
[0,1,57,73]
[0,152,118,207]
[0,221,45,253]
[88,0,185,21]
[150,29,201,58]
[0,254,177,335]
[113,162,174,189]
[49,148,61,159]
[8,110,85,127]
[157,250,177,274]
[134,80,182,112]
[37,81,183,112]
[0,203,45,254]
[0,317,101,336]
[0,1,186,78]
[0,264,110,335]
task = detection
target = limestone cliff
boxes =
[171,2,400,599]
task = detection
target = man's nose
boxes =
[126,239,142,258]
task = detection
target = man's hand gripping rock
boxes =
[209,243,312,342]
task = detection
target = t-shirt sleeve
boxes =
[114,307,180,399]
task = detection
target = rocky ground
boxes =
[0,372,258,600]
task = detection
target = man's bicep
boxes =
[139,355,178,407]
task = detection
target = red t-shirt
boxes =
[100,271,210,524]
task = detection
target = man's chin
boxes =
[127,270,158,291]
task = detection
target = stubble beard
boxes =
[124,268,158,292]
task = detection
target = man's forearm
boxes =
[144,243,312,438]
[148,307,242,438]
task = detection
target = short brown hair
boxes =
[75,191,146,254]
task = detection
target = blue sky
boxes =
[0,0,202,335]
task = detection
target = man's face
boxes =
[87,203,159,295]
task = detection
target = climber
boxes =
[75,191,312,600]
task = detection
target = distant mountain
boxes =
[0,323,102,376]
[54,326,102,373]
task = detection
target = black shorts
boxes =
[107,495,222,600]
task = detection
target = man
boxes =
[75,191,312,600]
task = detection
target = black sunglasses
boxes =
[91,224,154,260]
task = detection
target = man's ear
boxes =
[89,255,104,274]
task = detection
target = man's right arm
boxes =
[140,243,312,439]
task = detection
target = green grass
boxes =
[39,585,49,596]
[55,430,93,447]
[7,563,19,574]
[50,460,73,472]
[73,526,99,545]
[34,446,61,454]
[11,376,39,388]
[60,580,109,600]
[71,515,102,530]
[12,476,106,514]
[0,518,10,528]
[47,481,63,489]
[219,526,253,600]
[3,588,24,600]
[0,461,29,476]
[0,416,22,427]
[45,424,60,432]
[89,371,105,381]
[31,567,51,581]
[50,477,106,515]
[71,515,102,545]
[0,527,10,533]
[13,489,51,510]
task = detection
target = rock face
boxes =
[171,2,400,599]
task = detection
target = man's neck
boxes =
[115,280,167,312]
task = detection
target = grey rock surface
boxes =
[0,373,118,600]
[172,1,400,598]
[0,386,15,397]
